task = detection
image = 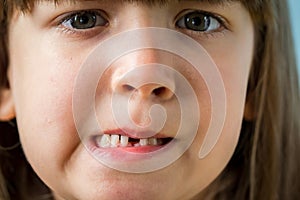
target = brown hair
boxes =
[1,0,300,199]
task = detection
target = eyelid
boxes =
[53,9,109,39]
[174,9,230,31]
[57,9,109,28]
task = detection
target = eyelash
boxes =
[57,10,108,37]
[57,10,228,39]
[175,10,228,39]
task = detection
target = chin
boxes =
[62,179,173,200]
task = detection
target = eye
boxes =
[176,11,221,32]
[61,11,108,30]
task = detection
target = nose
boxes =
[112,64,176,101]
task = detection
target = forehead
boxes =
[16,0,240,8]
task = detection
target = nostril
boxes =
[153,87,166,96]
[153,87,173,100]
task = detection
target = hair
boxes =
[1,0,300,200]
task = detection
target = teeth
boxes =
[148,138,158,146]
[139,139,148,146]
[120,136,129,147]
[98,135,111,148]
[97,134,166,148]
[110,135,120,147]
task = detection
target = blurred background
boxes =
[288,0,300,73]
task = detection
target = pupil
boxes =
[72,13,96,29]
[79,15,90,24]
[185,13,210,31]
[191,17,203,26]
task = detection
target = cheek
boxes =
[8,23,85,174]
[189,22,254,188]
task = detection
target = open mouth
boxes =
[87,129,184,172]
[95,134,173,148]
[88,128,176,155]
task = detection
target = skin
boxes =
[0,0,254,199]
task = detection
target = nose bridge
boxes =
[119,5,165,29]
[110,5,174,100]
[129,48,163,65]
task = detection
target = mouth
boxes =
[91,129,173,153]
[86,128,190,173]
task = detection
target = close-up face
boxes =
[6,0,254,199]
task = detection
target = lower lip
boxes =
[117,145,164,153]
[87,138,169,159]
[89,142,165,153]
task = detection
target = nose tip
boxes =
[112,65,176,101]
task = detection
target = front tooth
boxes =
[149,138,158,146]
[139,139,148,146]
[98,134,110,148]
[120,136,129,147]
[110,135,120,147]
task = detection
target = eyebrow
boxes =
[118,0,233,3]
[54,0,235,6]
[133,0,235,5]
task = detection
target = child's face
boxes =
[5,0,254,199]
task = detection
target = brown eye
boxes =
[176,11,221,32]
[62,11,108,30]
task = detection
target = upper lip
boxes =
[103,128,171,139]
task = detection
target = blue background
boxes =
[288,0,300,73]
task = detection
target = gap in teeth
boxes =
[96,134,163,148]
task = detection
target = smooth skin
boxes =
[0,1,254,199]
